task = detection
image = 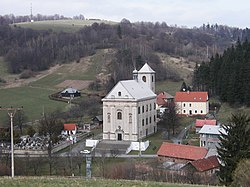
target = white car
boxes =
[80,150,90,154]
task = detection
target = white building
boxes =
[175,92,209,116]
[199,125,227,149]
[102,63,157,141]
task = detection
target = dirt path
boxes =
[2,64,61,89]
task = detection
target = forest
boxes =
[193,40,250,106]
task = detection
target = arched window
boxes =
[142,76,146,82]
[129,113,132,123]
[118,91,121,96]
[152,75,154,82]
[117,112,122,119]
[138,107,140,114]
[107,113,111,123]
[142,119,145,126]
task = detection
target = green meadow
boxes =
[14,19,117,32]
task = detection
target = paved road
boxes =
[171,125,192,144]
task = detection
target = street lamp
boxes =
[0,106,23,178]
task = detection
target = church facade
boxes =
[102,63,157,141]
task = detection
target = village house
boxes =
[175,91,209,116]
[156,91,174,115]
[62,123,77,136]
[60,87,81,98]
[195,119,217,133]
[102,63,157,141]
[199,125,226,149]
[157,142,208,164]
[182,155,220,175]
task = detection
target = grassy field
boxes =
[0,177,216,187]
[14,19,117,33]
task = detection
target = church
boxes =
[102,63,157,141]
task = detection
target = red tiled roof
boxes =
[64,124,77,131]
[175,92,208,102]
[157,92,174,106]
[157,143,208,161]
[190,156,220,172]
[195,119,217,127]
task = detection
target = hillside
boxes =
[13,19,117,32]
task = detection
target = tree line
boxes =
[193,40,250,106]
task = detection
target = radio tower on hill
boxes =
[30,2,34,22]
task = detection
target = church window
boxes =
[154,115,156,122]
[142,76,146,82]
[107,113,111,123]
[117,112,122,120]
[150,104,152,111]
[146,118,148,125]
[152,75,154,82]
[129,113,132,123]
[154,103,156,109]
[146,105,148,112]
[118,91,121,96]
[142,119,144,126]
[138,107,140,114]
[150,117,152,123]
[142,106,144,113]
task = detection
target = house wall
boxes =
[176,101,209,116]
[103,98,157,141]
[199,133,220,149]
[158,156,191,164]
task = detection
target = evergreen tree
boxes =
[218,113,250,186]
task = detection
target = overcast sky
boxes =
[1,0,249,28]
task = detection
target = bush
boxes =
[0,77,6,83]
[19,70,35,79]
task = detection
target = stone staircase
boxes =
[94,140,131,156]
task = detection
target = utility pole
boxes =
[0,106,23,178]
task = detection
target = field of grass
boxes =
[14,19,117,33]
[156,80,182,96]
[0,177,215,187]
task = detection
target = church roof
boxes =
[138,63,155,73]
[102,80,156,101]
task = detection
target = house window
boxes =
[195,110,197,114]
[142,119,144,126]
[138,107,140,114]
[129,113,132,123]
[142,106,144,113]
[183,110,186,113]
[150,117,152,123]
[189,103,191,107]
[107,113,111,123]
[142,76,146,82]
[201,110,203,114]
[117,112,122,120]
[146,118,148,125]
[118,91,121,96]
[183,103,186,107]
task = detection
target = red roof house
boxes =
[156,92,174,107]
[182,155,220,175]
[157,143,208,163]
[62,123,77,135]
[195,119,217,133]
[174,92,209,116]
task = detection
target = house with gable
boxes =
[175,91,209,116]
[102,63,157,141]
[199,125,227,149]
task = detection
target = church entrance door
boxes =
[117,133,122,141]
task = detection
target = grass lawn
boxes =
[0,177,214,187]
[0,86,67,127]
[156,80,182,96]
